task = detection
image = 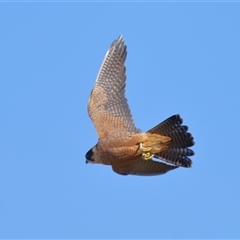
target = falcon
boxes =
[85,35,195,176]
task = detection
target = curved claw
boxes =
[139,143,151,152]
[139,143,153,160]
[142,152,154,160]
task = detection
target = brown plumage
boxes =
[85,35,195,176]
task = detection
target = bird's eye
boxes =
[85,149,94,161]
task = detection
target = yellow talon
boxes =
[139,143,153,160]
[139,143,151,152]
[142,152,154,160]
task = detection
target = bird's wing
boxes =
[88,35,140,139]
[112,157,178,176]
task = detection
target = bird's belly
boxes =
[98,134,147,164]
[98,132,171,165]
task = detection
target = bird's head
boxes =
[85,146,97,164]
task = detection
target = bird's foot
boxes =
[142,152,154,160]
[139,143,154,160]
[139,143,151,152]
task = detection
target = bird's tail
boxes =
[147,115,195,167]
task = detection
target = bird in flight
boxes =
[85,35,195,176]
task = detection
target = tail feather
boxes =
[167,126,194,148]
[148,115,195,168]
[154,154,193,168]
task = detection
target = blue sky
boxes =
[1,2,240,239]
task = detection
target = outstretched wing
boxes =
[88,35,140,139]
[112,157,178,176]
